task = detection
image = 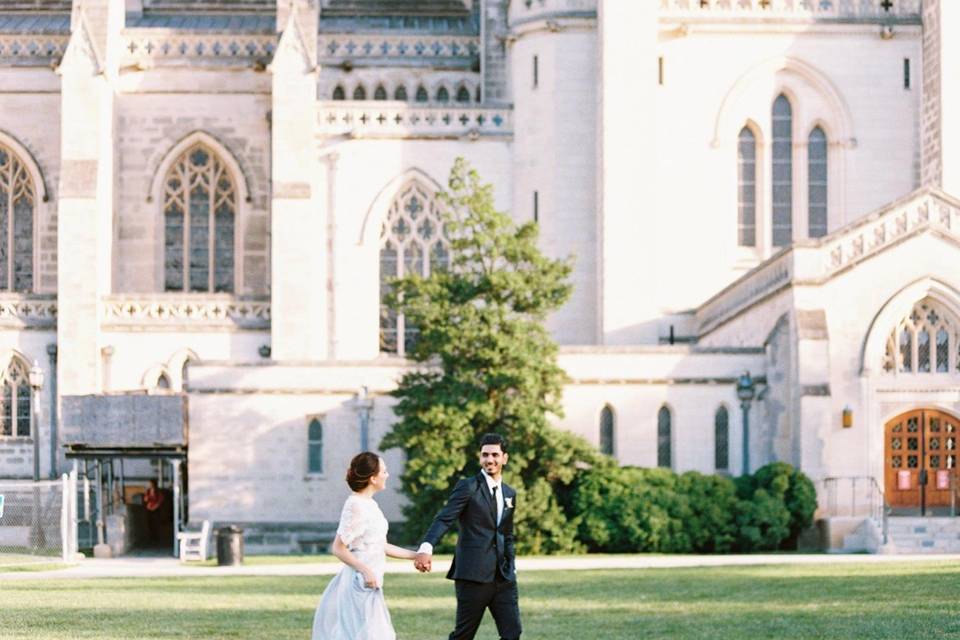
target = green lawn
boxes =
[2,562,960,639]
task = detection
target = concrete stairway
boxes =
[887,517,960,553]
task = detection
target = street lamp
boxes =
[736,372,756,476]
[354,386,372,452]
[29,360,44,481]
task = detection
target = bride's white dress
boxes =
[312,494,396,640]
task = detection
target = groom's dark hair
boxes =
[479,433,507,453]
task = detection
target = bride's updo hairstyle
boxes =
[346,451,381,491]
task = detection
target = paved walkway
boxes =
[4,552,959,581]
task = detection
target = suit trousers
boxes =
[449,576,521,640]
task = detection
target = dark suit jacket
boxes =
[422,473,517,584]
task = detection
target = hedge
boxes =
[564,462,816,553]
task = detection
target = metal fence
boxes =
[0,473,78,567]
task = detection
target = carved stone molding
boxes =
[102,294,270,331]
[0,294,57,329]
[317,102,512,139]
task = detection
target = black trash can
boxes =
[216,525,244,566]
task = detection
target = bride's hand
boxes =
[360,566,380,589]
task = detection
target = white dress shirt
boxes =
[418,471,503,556]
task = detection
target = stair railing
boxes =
[819,476,891,545]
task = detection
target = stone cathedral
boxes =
[0,0,958,553]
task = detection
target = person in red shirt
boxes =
[144,479,165,545]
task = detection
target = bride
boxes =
[312,452,416,640]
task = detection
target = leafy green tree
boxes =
[381,158,601,553]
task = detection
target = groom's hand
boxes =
[414,552,432,573]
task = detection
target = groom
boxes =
[415,433,521,640]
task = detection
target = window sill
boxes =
[304,474,327,481]
[0,436,34,443]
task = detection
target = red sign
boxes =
[897,470,911,490]
[936,470,951,490]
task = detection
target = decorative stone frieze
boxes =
[120,31,276,66]
[0,36,67,63]
[316,102,512,138]
[659,0,921,22]
[0,295,57,329]
[102,294,270,331]
[318,34,478,62]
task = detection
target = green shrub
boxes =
[565,463,815,553]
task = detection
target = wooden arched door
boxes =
[884,409,959,511]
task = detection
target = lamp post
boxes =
[29,360,44,481]
[28,359,44,550]
[354,386,372,452]
[736,372,756,476]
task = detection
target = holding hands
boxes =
[414,551,432,573]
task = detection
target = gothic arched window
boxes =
[308,417,323,473]
[599,405,615,456]
[808,126,828,238]
[394,85,408,101]
[332,85,345,100]
[436,86,450,103]
[415,85,429,103]
[0,357,31,437]
[771,94,793,247]
[883,299,960,375]
[456,86,471,103]
[715,406,729,472]
[379,181,450,355]
[163,144,236,293]
[657,406,672,468]
[374,84,387,101]
[737,127,757,247]
[0,144,34,292]
[353,85,367,100]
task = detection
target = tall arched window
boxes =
[436,86,450,103]
[456,86,471,103]
[394,85,408,101]
[163,144,236,293]
[352,85,366,100]
[0,144,34,292]
[379,181,450,355]
[883,299,960,375]
[0,357,31,437]
[808,126,828,238]
[332,85,345,100]
[715,406,729,472]
[415,85,429,103]
[771,94,793,247]
[599,405,615,456]
[737,127,757,247]
[373,84,387,101]
[657,406,672,468]
[308,417,323,474]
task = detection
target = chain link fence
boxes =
[0,474,77,568]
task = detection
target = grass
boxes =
[2,562,960,639]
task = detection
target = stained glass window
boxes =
[163,144,236,293]
[600,405,615,456]
[771,94,793,247]
[0,144,34,292]
[0,357,31,438]
[715,406,729,472]
[737,127,757,247]
[379,182,450,355]
[808,126,828,238]
[657,406,672,468]
[308,418,323,474]
[883,299,960,375]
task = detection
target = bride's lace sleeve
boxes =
[336,497,367,547]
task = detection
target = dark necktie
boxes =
[490,485,499,526]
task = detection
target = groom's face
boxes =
[480,444,507,479]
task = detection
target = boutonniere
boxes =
[504,497,514,509]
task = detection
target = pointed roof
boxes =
[696,187,960,337]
